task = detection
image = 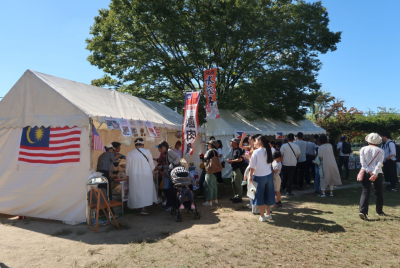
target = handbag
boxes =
[205,149,223,174]
[199,162,205,169]
[357,151,380,181]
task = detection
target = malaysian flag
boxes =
[18,126,81,166]
[92,125,105,152]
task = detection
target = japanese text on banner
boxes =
[182,92,201,156]
[204,68,220,119]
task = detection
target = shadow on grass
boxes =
[270,206,346,233]
[0,201,221,245]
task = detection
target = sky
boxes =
[1,0,399,113]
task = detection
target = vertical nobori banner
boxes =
[182,92,201,156]
[204,68,220,119]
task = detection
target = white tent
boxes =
[204,110,326,178]
[0,70,204,223]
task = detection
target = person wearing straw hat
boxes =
[358,133,385,220]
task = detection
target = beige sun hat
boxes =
[365,133,382,145]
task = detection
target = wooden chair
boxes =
[88,188,122,233]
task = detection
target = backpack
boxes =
[388,141,400,162]
[341,142,352,154]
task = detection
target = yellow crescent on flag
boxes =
[26,127,35,144]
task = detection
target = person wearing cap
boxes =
[97,144,121,209]
[336,136,350,180]
[294,132,308,190]
[227,138,245,203]
[358,133,385,220]
[280,134,300,196]
[126,138,157,215]
[381,132,397,192]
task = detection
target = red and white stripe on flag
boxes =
[18,126,81,166]
[92,125,105,152]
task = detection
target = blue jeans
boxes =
[314,165,320,193]
[253,173,275,206]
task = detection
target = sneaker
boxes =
[230,197,236,201]
[318,193,326,197]
[248,204,252,209]
[329,192,334,197]
[165,207,171,212]
[232,198,243,203]
[376,212,385,217]
[179,204,184,210]
[191,204,196,210]
[259,216,267,222]
[202,201,212,207]
[264,214,272,220]
[241,181,247,186]
[359,213,368,220]
[286,192,294,197]
[212,199,218,204]
[155,198,163,204]
[140,210,149,215]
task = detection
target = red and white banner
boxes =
[204,68,220,119]
[182,92,201,156]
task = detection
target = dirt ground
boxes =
[1,187,400,268]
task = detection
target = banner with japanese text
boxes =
[204,68,220,119]
[182,92,201,156]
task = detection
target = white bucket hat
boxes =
[365,133,382,145]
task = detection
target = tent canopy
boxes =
[0,70,185,130]
[204,110,325,136]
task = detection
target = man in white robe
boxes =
[126,138,157,214]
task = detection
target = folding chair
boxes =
[88,188,122,233]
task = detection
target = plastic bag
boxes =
[88,168,104,180]
[247,180,258,200]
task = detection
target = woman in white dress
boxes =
[126,138,158,215]
[317,135,342,197]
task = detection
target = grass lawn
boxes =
[1,183,399,267]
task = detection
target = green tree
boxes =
[86,0,341,120]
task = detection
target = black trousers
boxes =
[281,165,297,194]
[296,161,307,188]
[359,173,383,215]
[305,155,315,184]
[198,168,206,195]
[383,160,397,189]
[215,171,223,183]
[338,156,350,179]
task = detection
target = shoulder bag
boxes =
[137,148,149,162]
[357,150,380,181]
[205,149,223,174]
[287,143,298,163]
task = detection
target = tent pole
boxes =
[89,118,93,170]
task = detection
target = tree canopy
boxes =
[86,0,341,120]
[308,92,400,140]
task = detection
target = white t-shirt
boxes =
[272,160,282,175]
[280,142,301,166]
[218,148,223,162]
[249,148,272,177]
[271,147,276,154]
[336,142,349,157]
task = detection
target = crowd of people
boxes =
[96,130,398,222]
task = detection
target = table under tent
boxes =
[0,70,203,223]
[203,110,326,178]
